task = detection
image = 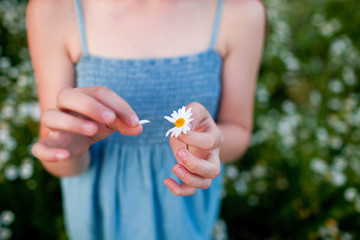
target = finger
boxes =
[177,102,222,150]
[177,149,221,179]
[32,141,70,162]
[78,87,139,127]
[57,88,116,125]
[173,164,212,189]
[185,102,210,131]
[164,178,196,196]
[177,130,221,150]
[42,109,98,136]
[111,118,143,136]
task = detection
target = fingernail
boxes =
[56,152,68,161]
[129,115,139,127]
[82,123,97,133]
[102,111,115,123]
[175,166,184,177]
[178,150,187,160]
[188,123,194,131]
[164,179,173,188]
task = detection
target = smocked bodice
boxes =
[76,49,222,144]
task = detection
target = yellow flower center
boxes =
[175,118,185,128]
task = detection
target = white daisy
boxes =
[164,106,193,138]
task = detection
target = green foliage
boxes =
[0,2,65,239]
[0,0,359,239]
[221,0,360,239]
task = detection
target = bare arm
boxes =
[27,0,85,176]
[164,0,266,195]
[27,0,142,177]
[217,0,266,163]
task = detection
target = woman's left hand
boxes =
[165,102,224,196]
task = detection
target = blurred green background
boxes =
[1,0,360,239]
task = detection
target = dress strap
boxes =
[74,0,89,55]
[209,0,224,49]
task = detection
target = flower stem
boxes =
[186,144,189,150]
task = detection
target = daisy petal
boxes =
[174,128,181,138]
[172,111,178,119]
[174,131,179,138]
[166,127,175,137]
[139,119,151,125]
[164,116,175,123]
[180,106,186,115]
[185,107,192,116]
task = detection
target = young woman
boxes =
[26,0,265,239]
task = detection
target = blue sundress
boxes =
[61,0,224,239]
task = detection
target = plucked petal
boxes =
[139,119,151,125]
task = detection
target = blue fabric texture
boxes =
[61,0,224,239]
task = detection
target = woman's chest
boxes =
[75,54,222,119]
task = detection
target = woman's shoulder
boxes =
[27,0,75,19]
[26,0,80,62]
[223,0,266,17]
[26,0,76,34]
[219,0,266,56]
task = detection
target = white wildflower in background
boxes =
[310,158,328,175]
[0,128,10,144]
[4,165,18,181]
[344,188,357,202]
[252,165,267,178]
[30,102,41,122]
[19,158,34,180]
[234,179,248,196]
[327,98,342,111]
[342,66,357,86]
[164,106,193,138]
[225,165,239,180]
[333,156,347,171]
[0,227,12,240]
[341,232,354,240]
[309,90,322,106]
[328,79,344,94]
[0,151,10,164]
[212,219,228,240]
[0,211,15,226]
[330,170,346,187]
[281,100,296,114]
[1,104,15,119]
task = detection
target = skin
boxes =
[27,0,266,196]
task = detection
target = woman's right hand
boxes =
[32,86,142,164]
